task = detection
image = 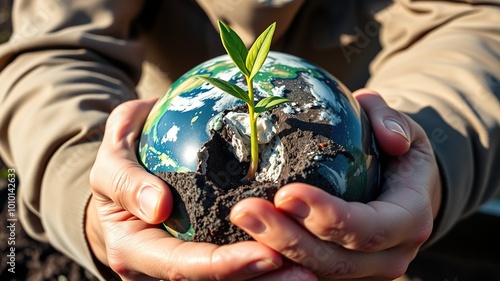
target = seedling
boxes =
[199,21,292,180]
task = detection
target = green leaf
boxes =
[197,76,251,104]
[246,22,276,80]
[218,21,250,76]
[255,96,292,116]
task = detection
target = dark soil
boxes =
[159,124,345,244]
[157,76,371,245]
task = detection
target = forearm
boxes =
[368,0,500,243]
[0,0,145,278]
[0,49,138,279]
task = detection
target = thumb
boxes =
[90,99,173,224]
[353,89,411,156]
[92,161,173,224]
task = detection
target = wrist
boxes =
[85,195,108,266]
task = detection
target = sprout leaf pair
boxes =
[198,21,291,180]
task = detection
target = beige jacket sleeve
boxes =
[368,0,500,243]
[0,0,145,278]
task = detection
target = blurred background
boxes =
[0,0,11,44]
[0,0,499,280]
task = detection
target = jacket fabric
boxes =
[0,0,499,279]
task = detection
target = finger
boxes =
[90,99,173,224]
[230,198,413,280]
[353,89,441,218]
[231,198,325,261]
[274,183,433,253]
[353,89,411,156]
[102,98,159,153]
[105,223,282,281]
[250,264,318,281]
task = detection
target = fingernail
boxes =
[139,185,162,220]
[383,119,409,143]
[247,259,280,273]
[276,197,309,219]
[233,213,266,234]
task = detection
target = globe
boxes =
[138,51,381,242]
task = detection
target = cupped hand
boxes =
[86,99,316,281]
[230,89,442,280]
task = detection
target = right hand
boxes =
[86,99,314,281]
[230,90,441,280]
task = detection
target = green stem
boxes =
[245,76,259,180]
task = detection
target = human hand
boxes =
[86,99,316,281]
[230,89,442,280]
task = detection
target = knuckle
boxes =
[317,207,350,241]
[357,229,387,252]
[106,104,136,147]
[167,270,188,281]
[280,234,306,261]
[112,166,132,195]
[414,219,433,246]
[107,250,131,277]
[111,165,135,207]
[318,224,346,241]
[108,102,133,125]
[108,262,130,278]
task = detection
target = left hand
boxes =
[87,99,318,281]
[230,89,442,280]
